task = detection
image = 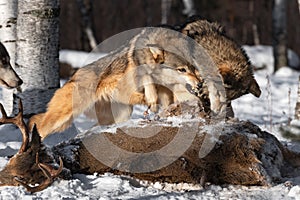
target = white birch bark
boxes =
[14,0,60,116]
[0,0,18,115]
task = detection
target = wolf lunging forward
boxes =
[29,28,204,138]
[29,19,261,139]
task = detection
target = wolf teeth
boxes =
[185,83,199,96]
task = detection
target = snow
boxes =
[0,45,300,199]
[243,45,300,71]
[59,49,106,68]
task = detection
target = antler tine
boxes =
[0,103,8,120]
[15,99,29,153]
[15,175,53,193]
[38,157,63,178]
[0,99,23,123]
[0,99,29,153]
[16,98,24,117]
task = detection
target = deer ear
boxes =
[148,45,164,63]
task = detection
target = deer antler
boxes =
[15,153,63,193]
[0,99,29,153]
[0,100,63,193]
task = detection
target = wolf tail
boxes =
[29,69,98,139]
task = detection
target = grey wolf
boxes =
[29,28,203,138]
[0,42,23,89]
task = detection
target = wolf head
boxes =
[131,28,204,97]
[0,42,23,89]
[152,44,202,90]
[133,42,203,97]
[180,19,261,100]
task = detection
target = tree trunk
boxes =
[76,0,97,50]
[249,0,260,45]
[272,0,288,72]
[161,0,172,24]
[14,0,60,116]
[0,0,18,116]
[182,0,196,17]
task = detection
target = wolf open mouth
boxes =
[185,83,200,97]
[0,79,13,89]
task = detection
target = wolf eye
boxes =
[177,67,187,73]
[1,57,8,65]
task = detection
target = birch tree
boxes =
[0,0,18,115]
[272,0,288,72]
[14,0,60,116]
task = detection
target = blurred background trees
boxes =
[59,0,300,64]
[272,0,288,72]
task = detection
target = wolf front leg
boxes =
[142,75,159,112]
[206,79,228,119]
[156,85,174,109]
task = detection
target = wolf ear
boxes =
[148,45,165,63]
[249,78,261,97]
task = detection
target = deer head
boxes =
[0,100,63,193]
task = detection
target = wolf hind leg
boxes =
[157,85,174,109]
[95,100,133,125]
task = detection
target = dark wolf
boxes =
[179,18,261,116]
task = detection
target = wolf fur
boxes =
[0,42,23,89]
[29,28,203,138]
[30,19,262,138]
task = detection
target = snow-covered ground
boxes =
[0,45,300,199]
